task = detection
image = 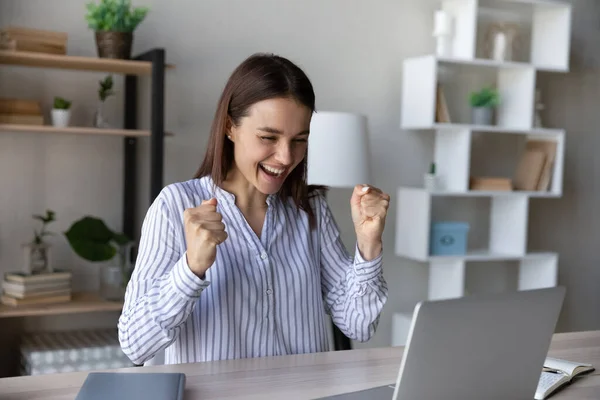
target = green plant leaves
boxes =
[98,75,115,102]
[64,216,130,262]
[85,0,149,32]
[469,87,500,108]
[53,97,71,110]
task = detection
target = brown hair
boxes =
[193,53,325,228]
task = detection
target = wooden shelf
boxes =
[0,292,122,318]
[0,50,175,76]
[0,124,173,137]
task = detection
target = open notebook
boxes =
[535,357,595,400]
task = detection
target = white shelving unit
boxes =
[392,0,571,346]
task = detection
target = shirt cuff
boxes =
[353,243,383,283]
[170,252,210,299]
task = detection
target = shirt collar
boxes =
[203,175,277,207]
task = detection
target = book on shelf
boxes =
[0,98,42,115]
[535,357,595,399]
[0,114,44,125]
[0,26,67,55]
[1,270,72,306]
[513,139,557,192]
[470,176,512,191]
[4,269,72,283]
[1,293,71,306]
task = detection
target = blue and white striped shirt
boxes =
[118,176,388,365]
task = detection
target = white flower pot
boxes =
[51,109,71,127]
[424,173,438,191]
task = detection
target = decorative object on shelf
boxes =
[534,88,545,128]
[51,96,72,127]
[94,75,115,128]
[0,97,44,125]
[64,216,133,300]
[513,140,557,192]
[0,26,67,55]
[469,176,512,191]
[85,0,150,59]
[484,23,522,62]
[435,84,451,123]
[433,9,454,57]
[424,162,438,191]
[469,86,500,125]
[429,221,470,256]
[22,210,56,275]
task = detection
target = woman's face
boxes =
[229,97,311,195]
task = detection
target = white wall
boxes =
[1,0,594,350]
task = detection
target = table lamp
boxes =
[307,111,371,351]
[307,111,371,187]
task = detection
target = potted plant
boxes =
[469,87,500,125]
[64,216,133,300]
[85,0,150,59]
[51,97,72,127]
[22,210,56,275]
[424,162,438,191]
[94,75,115,128]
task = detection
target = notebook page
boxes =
[535,372,565,400]
[545,357,591,375]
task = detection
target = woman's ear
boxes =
[226,117,235,142]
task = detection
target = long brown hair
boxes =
[194,53,325,228]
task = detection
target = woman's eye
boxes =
[294,138,308,143]
[260,136,276,141]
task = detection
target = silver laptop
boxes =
[320,287,565,400]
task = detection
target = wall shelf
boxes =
[0,50,175,75]
[0,292,122,318]
[392,0,571,347]
[0,124,174,138]
[408,123,564,137]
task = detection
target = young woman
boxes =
[118,53,390,366]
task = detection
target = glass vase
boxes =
[93,101,111,129]
[99,243,133,301]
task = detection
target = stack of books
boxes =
[1,270,72,306]
[0,98,44,125]
[0,26,67,55]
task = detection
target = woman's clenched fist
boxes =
[183,198,228,278]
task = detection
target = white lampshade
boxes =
[307,111,371,188]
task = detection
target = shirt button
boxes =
[260,252,267,260]
[266,289,273,295]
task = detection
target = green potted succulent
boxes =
[64,216,133,300]
[51,97,72,128]
[469,87,500,125]
[85,0,150,59]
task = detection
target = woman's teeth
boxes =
[261,164,284,176]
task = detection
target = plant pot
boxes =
[95,31,133,59]
[51,109,71,127]
[471,107,494,125]
[424,173,438,191]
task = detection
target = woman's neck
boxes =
[221,166,268,210]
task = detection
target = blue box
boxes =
[429,222,470,256]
